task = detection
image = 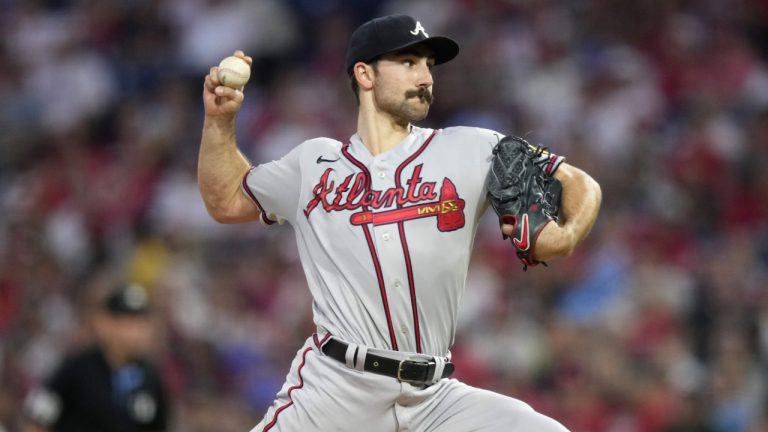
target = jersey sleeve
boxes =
[241,143,304,225]
[474,127,503,156]
[473,127,502,215]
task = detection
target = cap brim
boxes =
[357,36,460,71]
[412,36,460,65]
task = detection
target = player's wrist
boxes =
[554,224,578,256]
[533,222,575,261]
[204,115,236,132]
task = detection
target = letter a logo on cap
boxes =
[410,21,429,37]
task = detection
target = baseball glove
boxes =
[486,136,565,269]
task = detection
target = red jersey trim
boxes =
[261,346,313,431]
[242,167,277,225]
[341,144,399,351]
[393,130,438,353]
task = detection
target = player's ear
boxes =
[354,62,375,91]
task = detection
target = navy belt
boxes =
[321,338,455,386]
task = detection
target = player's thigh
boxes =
[251,343,400,432]
[420,380,569,432]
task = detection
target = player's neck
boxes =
[102,344,133,370]
[357,104,411,156]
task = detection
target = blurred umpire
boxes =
[23,282,168,432]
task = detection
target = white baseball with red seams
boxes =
[242,126,569,431]
[217,55,250,89]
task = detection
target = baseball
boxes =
[217,56,250,89]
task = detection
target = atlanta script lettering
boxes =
[304,164,436,217]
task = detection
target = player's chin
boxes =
[403,103,430,122]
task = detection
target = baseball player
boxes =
[199,15,601,432]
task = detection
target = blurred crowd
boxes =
[2,0,768,431]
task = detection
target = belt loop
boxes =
[354,345,368,371]
[344,343,359,369]
[430,357,446,384]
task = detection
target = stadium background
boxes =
[1,0,768,431]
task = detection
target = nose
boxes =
[416,61,433,88]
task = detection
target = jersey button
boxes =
[382,233,391,241]
[378,171,386,178]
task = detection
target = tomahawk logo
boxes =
[350,178,465,232]
[410,21,429,38]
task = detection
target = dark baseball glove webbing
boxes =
[486,135,565,270]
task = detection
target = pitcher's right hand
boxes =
[203,50,253,119]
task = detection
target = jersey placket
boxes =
[368,155,415,352]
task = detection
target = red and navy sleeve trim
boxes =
[545,154,565,176]
[241,167,277,225]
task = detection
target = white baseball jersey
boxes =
[242,126,500,357]
[243,126,571,432]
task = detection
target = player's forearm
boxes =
[556,164,601,244]
[198,116,253,222]
[534,164,601,260]
[551,164,602,255]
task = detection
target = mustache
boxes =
[405,87,434,105]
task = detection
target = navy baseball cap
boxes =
[345,15,460,75]
[104,283,151,315]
